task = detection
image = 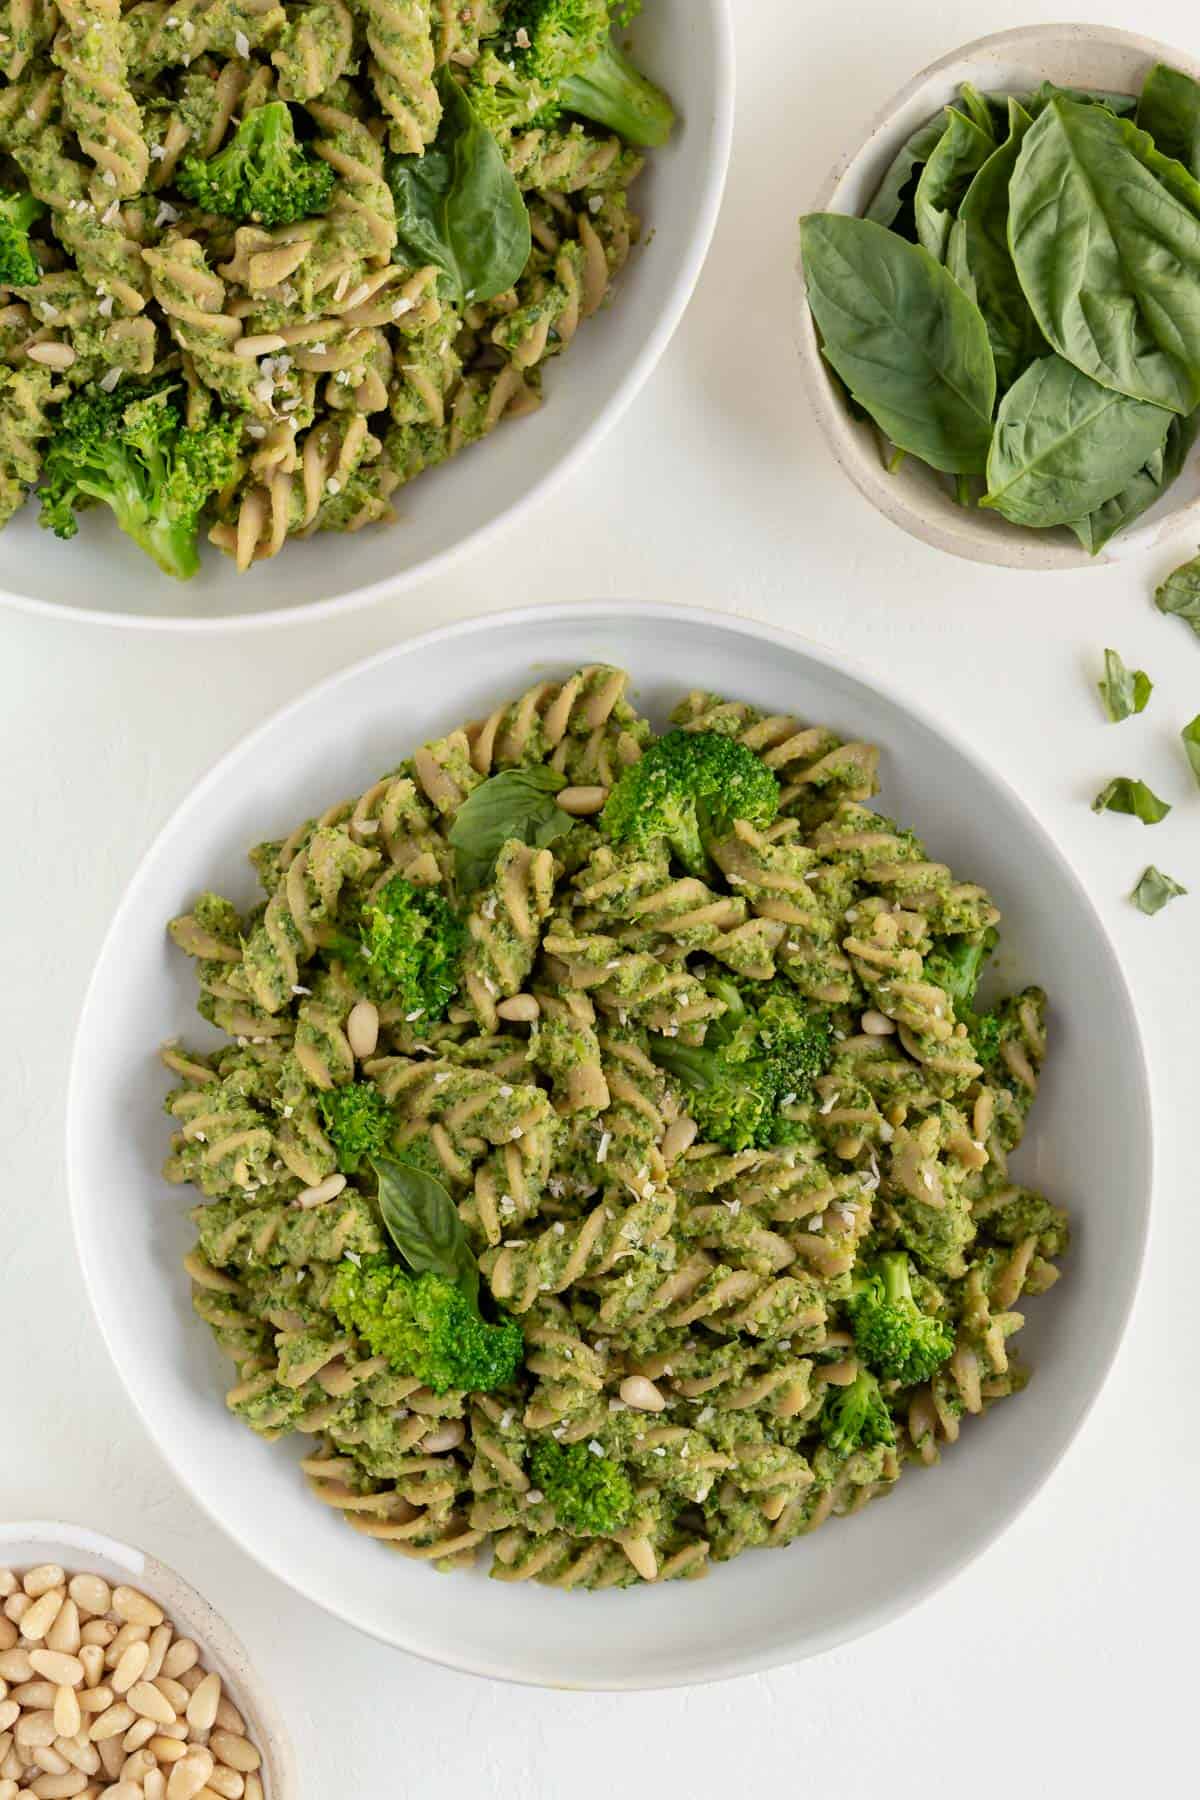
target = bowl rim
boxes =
[66,599,1155,1686]
[794,21,1200,572]
[4,2,736,635]
[0,1518,298,1793]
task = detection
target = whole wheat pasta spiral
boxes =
[160,670,1067,1587]
[53,0,149,200]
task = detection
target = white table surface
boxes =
[2,2,1196,1792]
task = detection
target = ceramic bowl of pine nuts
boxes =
[0,1524,295,1800]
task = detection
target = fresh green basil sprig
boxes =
[372,1153,479,1303]
[448,766,575,894]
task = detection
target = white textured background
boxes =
[2,3,1196,1792]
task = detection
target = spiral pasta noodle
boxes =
[161,669,1068,1589]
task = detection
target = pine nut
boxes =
[97,1738,124,1779]
[294,1171,346,1208]
[110,1642,149,1695]
[122,1748,158,1781]
[106,1785,143,1800]
[77,1649,103,1692]
[160,1643,198,1682]
[660,1115,697,1162]
[151,1735,187,1763]
[0,1622,14,1654]
[53,1688,80,1739]
[23,1571,65,1602]
[176,1669,203,1695]
[212,1699,243,1735]
[20,1593,64,1644]
[111,1590,162,1631]
[619,1375,667,1412]
[347,999,379,1058]
[45,1603,80,1658]
[26,341,76,370]
[146,1773,167,1800]
[66,1582,109,1622]
[89,1701,135,1741]
[556,785,608,814]
[32,1743,70,1773]
[77,1688,111,1715]
[184,1676,220,1734]
[3,1595,30,1625]
[79,1623,116,1650]
[233,333,288,358]
[155,1677,189,1713]
[244,1778,262,1800]
[127,1679,175,1724]
[419,1420,465,1452]
[167,1752,214,1800]
[209,1731,258,1774]
[143,1625,172,1684]
[121,1716,155,1752]
[860,1009,895,1036]
[621,1536,657,1581]
[29,1653,83,1689]
[55,1738,98,1775]
[203,1768,242,1799]
[105,1625,149,1669]
[0,1652,32,1683]
[0,1781,14,1800]
[16,1708,57,1746]
[29,1773,88,1798]
[12,1682,56,1708]
[0,1705,15,1735]
[496,993,540,1022]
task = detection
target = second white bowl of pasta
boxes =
[0,1,733,626]
[68,603,1151,1685]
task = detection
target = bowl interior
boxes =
[0,1521,296,1795]
[5,0,732,628]
[68,604,1151,1687]
[796,24,1200,570]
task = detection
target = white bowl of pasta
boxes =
[0,2,733,628]
[67,603,1151,1686]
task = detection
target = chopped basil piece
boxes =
[1092,777,1172,823]
[1182,713,1200,785]
[1155,550,1200,637]
[1098,648,1152,720]
[1131,866,1188,913]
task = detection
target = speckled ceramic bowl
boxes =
[0,1522,296,1797]
[794,23,1200,571]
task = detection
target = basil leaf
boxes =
[1025,82,1138,119]
[1138,63,1200,180]
[946,98,1045,391]
[1182,713,1200,785]
[864,111,949,234]
[1131,866,1188,914]
[388,72,530,306]
[1156,548,1200,636]
[799,214,995,475]
[913,105,994,263]
[1008,98,1200,415]
[1092,777,1172,823]
[449,766,574,894]
[372,1153,478,1304]
[1070,410,1199,554]
[1098,649,1153,721]
[982,355,1172,529]
[957,83,996,141]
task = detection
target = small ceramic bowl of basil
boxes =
[794,23,1200,570]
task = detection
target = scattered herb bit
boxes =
[1156,549,1200,637]
[1091,777,1172,823]
[448,766,575,895]
[1098,648,1153,721]
[1182,713,1200,784]
[1131,866,1188,914]
[372,1152,479,1304]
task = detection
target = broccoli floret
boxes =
[528,1436,635,1535]
[819,1369,895,1457]
[471,1,674,147]
[329,1254,523,1393]
[601,730,780,879]
[849,1251,954,1386]
[923,929,996,1014]
[353,874,463,1018]
[651,979,832,1151]
[0,189,45,286]
[177,101,334,227]
[651,986,831,1152]
[319,1082,391,1173]
[982,1191,1069,1260]
[38,381,240,580]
